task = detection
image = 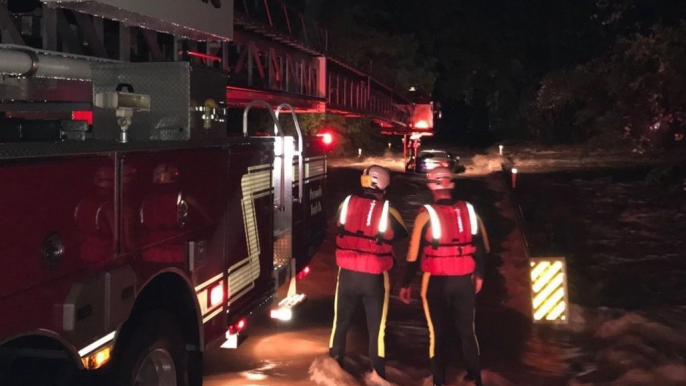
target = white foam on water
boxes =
[309,356,363,386]
[564,307,686,385]
[363,371,400,386]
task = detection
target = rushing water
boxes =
[204,153,686,386]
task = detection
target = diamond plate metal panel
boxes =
[92,62,227,142]
[273,136,294,268]
[273,232,292,269]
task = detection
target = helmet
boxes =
[361,165,391,191]
[426,166,454,190]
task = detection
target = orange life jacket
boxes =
[420,201,478,276]
[335,195,395,274]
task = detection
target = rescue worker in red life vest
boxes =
[399,167,489,386]
[329,165,408,381]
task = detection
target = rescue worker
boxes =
[398,167,489,386]
[329,165,408,381]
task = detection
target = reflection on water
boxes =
[240,361,277,381]
[521,329,578,377]
[205,160,686,386]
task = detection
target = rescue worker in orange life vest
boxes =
[399,167,490,386]
[330,165,408,381]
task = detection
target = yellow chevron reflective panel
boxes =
[530,257,569,323]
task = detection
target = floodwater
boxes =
[514,165,686,386]
[203,149,686,386]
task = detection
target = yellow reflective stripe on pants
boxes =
[377,271,390,358]
[329,268,341,348]
[474,308,480,356]
[420,272,436,358]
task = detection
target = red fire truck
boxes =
[0,3,329,385]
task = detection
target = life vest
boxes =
[335,195,395,274]
[420,201,478,276]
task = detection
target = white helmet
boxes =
[426,166,454,190]
[361,165,391,191]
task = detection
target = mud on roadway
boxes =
[203,152,686,386]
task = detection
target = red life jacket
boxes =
[420,201,478,276]
[335,195,395,274]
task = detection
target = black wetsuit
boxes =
[329,194,408,378]
[402,198,488,386]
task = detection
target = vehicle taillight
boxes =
[228,318,247,335]
[72,111,93,125]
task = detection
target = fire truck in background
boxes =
[0,1,329,385]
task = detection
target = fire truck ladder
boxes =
[0,0,427,135]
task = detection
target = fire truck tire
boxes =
[110,310,191,386]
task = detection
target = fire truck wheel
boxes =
[111,310,190,386]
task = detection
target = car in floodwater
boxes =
[406,149,465,173]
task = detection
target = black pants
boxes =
[329,268,390,378]
[422,274,480,385]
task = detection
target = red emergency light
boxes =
[180,51,221,62]
[415,120,429,129]
[72,111,93,125]
[411,104,434,130]
[320,133,333,145]
[316,131,334,147]
[297,265,311,280]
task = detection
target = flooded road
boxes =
[202,152,686,386]
[514,166,686,386]
[203,161,544,386]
